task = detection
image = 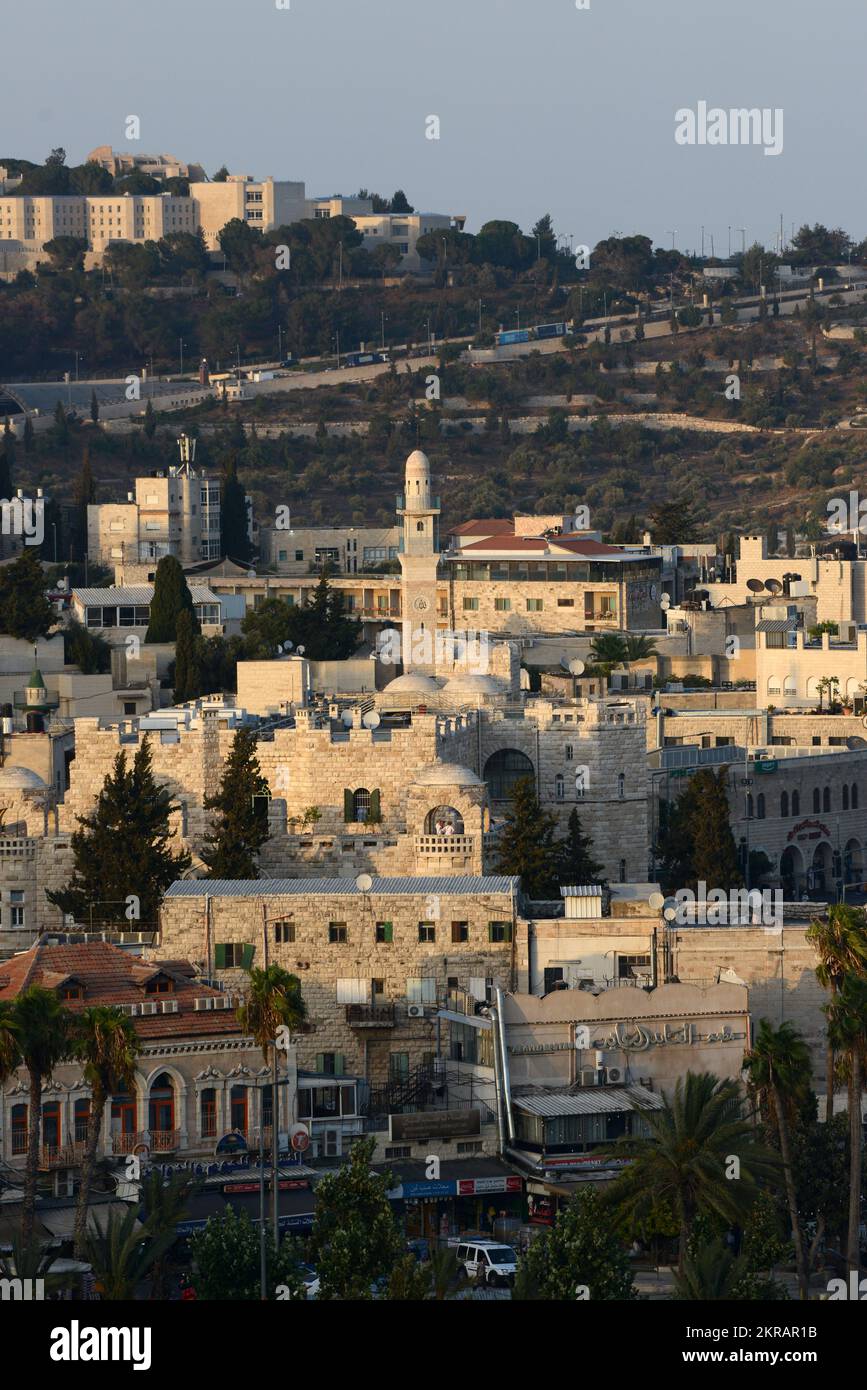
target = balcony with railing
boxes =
[345,1003,396,1028]
[39,1142,87,1170]
[111,1129,180,1156]
[415,834,475,857]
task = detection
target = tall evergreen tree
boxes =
[143,399,156,439]
[22,416,34,453]
[52,399,69,444]
[220,453,252,561]
[0,548,54,639]
[201,726,270,879]
[658,767,743,893]
[90,389,100,424]
[172,608,203,702]
[72,446,95,561]
[47,738,190,927]
[493,775,562,898]
[0,430,12,501]
[556,808,605,885]
[145,555,199,643]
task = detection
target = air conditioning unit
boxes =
[579,1068,600,1087]
[161,999,178,1014]
[606,1066,624,1084]
[140,1002,158,1016]
[407,1003,425,1019]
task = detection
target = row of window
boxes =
[747,785,859,819]
[225,919,514,960]
[463,595,616,615]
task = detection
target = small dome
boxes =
[442,673,505,695]
[0,766,48,791]
[405,449,431,477]
[413,761,483,787]
[384,673,442,693]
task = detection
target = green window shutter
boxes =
[504,923,513,943]
[344,788,354,822]
[241,945,255,970]
[334,1054,345,1077]
[214,944,226,969]
[315,1053,325,1073]
[487,924,494,943]
[384,921,393,943]
[369,789,381,820]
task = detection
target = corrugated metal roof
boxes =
[755,619,795,633]
[165,876,520,898]
[512,1086,663,1117]
[560,885,605,897]
[73,586,219,606]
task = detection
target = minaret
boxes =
[397,450,440,673]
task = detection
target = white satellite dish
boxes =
[355,873,373,893]
[662,898,679,922]
[341,710,354,729]
[246,570,256,579]
[362,710,381,730]
[660,594,671,611]
[568,658,586,676]
[297,645,306,656]
[647,891,665,911]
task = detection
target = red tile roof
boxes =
[0,941,243,1041]
[459,536,550,552]
[448,519,515,536]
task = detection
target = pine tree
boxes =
[201,726,270,879]
[658,767,743,894]
[493,775,562,899]
[173,608,203,703]
[556,808,606,886]
[0,548,54,639]
[72,446,95,561]
[143,399,156,439]
[145,555,199,644]
[220,453,252,562]
[46,738,190,927]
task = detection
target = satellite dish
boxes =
[746,578,765,593]
[660,594,671,611]
[355,873,373,893]
[662,898,679,922]
[246,570,256,579]
[341,710,354,728]
[647,891,665,911]
[362,710,381,730]
[568,658,586,676]
[764,578,783,594]
[280,641,294,653]
[297,645,306,656]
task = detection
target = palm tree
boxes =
[69,1006,141,1258]
[84,1202,176,1301]
[0,1000,21,1085]
[624,634,659,663]
[823,972,867,1275]
[13,987,70,1243]
[139,1169,199,1299]
[807,904,867,1115]
[588,633,628,674]
[673,1238,750,1300]
[237,965,306,1238]
[605,1071,780,1272]
[743,1019,812,1299]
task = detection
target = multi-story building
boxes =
[193,175,308,250]
[264,523,401,576]
[88,461,224,568]
[0,192,197,261]
[69,583,238,640]
[86,145,206,182]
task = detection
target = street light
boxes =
[179,339,186,377]
[664,228,677,252]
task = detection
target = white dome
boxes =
[413,762,484,787]
[0,766,48,791]
[443,673,505,695]
[384,673,443,694]
[405,449,431,477]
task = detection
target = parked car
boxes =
[451,1239,518,1287]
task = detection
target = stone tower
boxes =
[397,449,440,673]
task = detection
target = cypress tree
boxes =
[201,726,271,879]
[0,548,54,639]
[689,767,743,891]
[493,775,562,899]
[90,389,100,424]
[556,808,606,886]
[72,446,95,561]
[46,738,190,927]
[53,399,69,444]
[143,399,156,439]
[145,555,199,643]
[23,416,34,453]
[173,608,203,703]
[220,453,252,562]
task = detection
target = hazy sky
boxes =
[4,0,865,253]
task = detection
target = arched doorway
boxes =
[809,842,834,895]
[779,844,805,898]
[148,1072,175,1141]
[484,748,534,801]
[424,805,465,835]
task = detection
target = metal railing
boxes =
[415,834,475,855]
[111,1129,180,1155]
[345,1003,396,1026]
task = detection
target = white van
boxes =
[452,1239,518,1287]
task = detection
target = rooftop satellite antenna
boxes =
[341,710,354,729]
[355,873,373,893]
[568,658,586,676]
[362,710,381,730]
[660,594,671,611]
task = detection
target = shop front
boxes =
[383,1160,525,1241]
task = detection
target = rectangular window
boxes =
[375,920,393,943]
[557,598,575,607]
[406,978,437,1004]
[451,921,469,943]
[315,1053,345,1077]
[418,922,436,943]
[526,598,543,612]
[337,978,368,1004]
[385,1145,412,1159]
[329,922,348,944]
[488,921,512,943]
[214,943,254,969]
[389,1053,410,1083]
[494,597,511,612]
[275,919,295,943]
[463,597,480,612]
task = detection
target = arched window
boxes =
[425,806,464,835]
[813,788,821,813]
[11,1103,27,1155]
[110,1084,136,1139]
[484,748,535,801]
[148,1072,175,1136]
[792,790,800,816]
[353,788,371,821]
[756,793,766,820]
[230,1085,249,1135]
[416,521,424,532]
[555,775,565,801]
[823,787,831,813]
[618,773,625,799]
[853,783,859,810]
[74,1097,90,1144]
[42,1100,61,1151]
[201,1088,217,1139]
[843,785,850,811]
[780,791,789,818]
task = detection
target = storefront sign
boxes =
[597,1021,745,1051]
[787,819,830,843]
[389,1110,480,1142]
[223,1179,308,1194]
[400,1180,457,1200]
[456,1176,522,1196]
